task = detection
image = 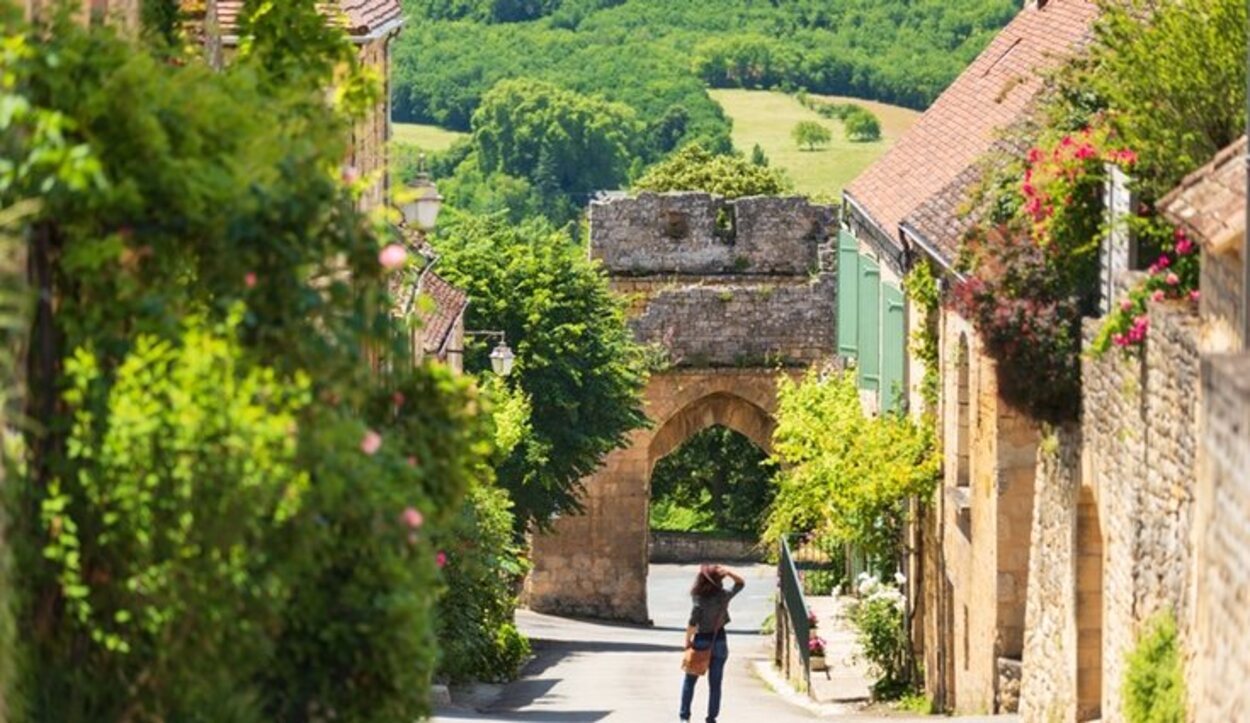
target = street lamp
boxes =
[465,330,515,378]
[400,154,444,232]
[489,340,516,377]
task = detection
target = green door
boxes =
[881,282,906,414]
[857,255,881,395]
[837,230,860,358]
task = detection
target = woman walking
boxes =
[680,564,745,723]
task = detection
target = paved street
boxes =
[433,563,817,722]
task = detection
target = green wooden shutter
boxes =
[837,230,860,358]
[882,282,906,414]
[857,255,881,395]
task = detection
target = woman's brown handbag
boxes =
[681,644,712,676]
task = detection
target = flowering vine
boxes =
[1092,226,1200,354]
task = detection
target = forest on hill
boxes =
[393,0,1018,142]
[393,0,1018,224]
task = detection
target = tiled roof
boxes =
[845,0,1099,254]
[901,138,1029,266]
[1161,136,1247,250]
[211,0,403,40]
[416,271,468,357]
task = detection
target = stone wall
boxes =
[1190,352,1250,721]
[589,193,834,276]
[1200,245,1245,351]
[926,311,1038,715]
[352,36,391,212]
[1080,299,1200,722]
[648,531,765,564]
[626,277,837,367]
[525,370,782,623]
[1019,426,1082,722]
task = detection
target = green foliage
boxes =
[434,482,532,683]
[765,370,940,565]
[3,10,492,721]
[1090,0,1246,200]
[432,213,648,530]
[472,78,640,195]
[843,107,882,142]
[903,263,940,414]
[801,569,841,597]
[750,143,769,167]
[1123,612,1187,723]
[649,496,716,533]
[791,120,832,151]
[649,426,777,537]
[848,574,911,700]
[392,0,1018,147]
[40,314,308,720]
[634,145,791,199]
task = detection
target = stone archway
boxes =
[523,192,840,623]
[524,370,781,623]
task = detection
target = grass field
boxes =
[392,123,467,152]
[709,89,920,199]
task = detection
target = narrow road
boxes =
[433,563,816,722]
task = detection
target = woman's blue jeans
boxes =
[680,632,729,722]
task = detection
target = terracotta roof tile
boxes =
[901,137,1029,266]
[212,0,403,39]
[415,271,468,357]
[846,0,1099,252]
[1161,136,1247,252]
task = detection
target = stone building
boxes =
[840,0,1099,713]
[525,192,839,622]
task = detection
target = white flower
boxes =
[894,571,907,585]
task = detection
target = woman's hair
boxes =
[691,564,724,597]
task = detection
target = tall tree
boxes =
[471,78,641,196]
[433,213,649,530]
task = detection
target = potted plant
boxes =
[808,636,828,672]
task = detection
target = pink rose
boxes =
[1166,272,1180,286]
[342,165,360,185]
[361,430,382,455]
[244,272,258,289]
[1155,255,1171,270]
[407,456,417,468]
[1120,298,1134,312]
[393,391,405,408]
[401,506,424,530]
[1151,290,1165,303]
[378,244,408,271]
[1189,290,1201,302]
[1176,239,1195,255]
[436,551,448,569]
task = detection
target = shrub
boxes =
[848,573,910,700]
[802,569,841,597]
[1123,613,1187,723]
[843,107,882,142]
[38,314,309,721]
[765,370,940,565]
[434,484,532,683]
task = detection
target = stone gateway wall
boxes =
[589,193,833,277]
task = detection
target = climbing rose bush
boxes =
[953,125,1139,421]
[848,573,910,700]
[1093,226,1200,354]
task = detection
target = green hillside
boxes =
[710,89,920,198]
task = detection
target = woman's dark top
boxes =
[688,581,745,633]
